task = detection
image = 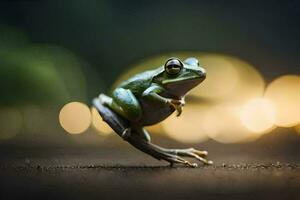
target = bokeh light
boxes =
[59,102,91,134]
[162,104,210,143]
[204,104,261,143]
[189,55,239,100]
[192,54,238,99]
[265,75,300,127]
[0,107,23,140]
[91,107,112,136]
[240,98,276,133]
[190,54,265,103]
[145,124,164,135]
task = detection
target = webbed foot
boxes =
[163,147,213,166]
[175,148,213,165]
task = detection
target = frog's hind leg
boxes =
[93,99,212,167]
[99,88,142,122]
[99,89,142,140]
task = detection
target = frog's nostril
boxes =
[202,68,206,77]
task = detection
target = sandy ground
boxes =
[1,130,300,200]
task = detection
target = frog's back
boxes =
[117,69,157,95]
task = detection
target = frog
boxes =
[93,57,212,167]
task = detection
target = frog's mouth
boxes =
[161,75,204,85]
[162,76,205,97]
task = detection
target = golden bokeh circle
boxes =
[240,98,276,133]
[265,75,300,127]
[59,102,91,134]
[203,105,257,143]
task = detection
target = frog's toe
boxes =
[184,161,198,168]
[176,106,183,117]
[189,152,213,165]
[192,149,208,157]
[165,154,197,168]
[207,160,213,165]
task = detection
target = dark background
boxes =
[1,0,299,95]
[0,0,300,199]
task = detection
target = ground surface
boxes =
[1,130,300,200]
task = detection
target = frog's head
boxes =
[155,57,206,97]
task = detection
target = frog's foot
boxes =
[167,98,185,117]
[167,148,213,165]
[159,152,198,168]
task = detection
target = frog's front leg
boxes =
[142,84,185,116]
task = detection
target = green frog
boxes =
[94,57,212,167]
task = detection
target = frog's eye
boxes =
[164,58,183,75]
